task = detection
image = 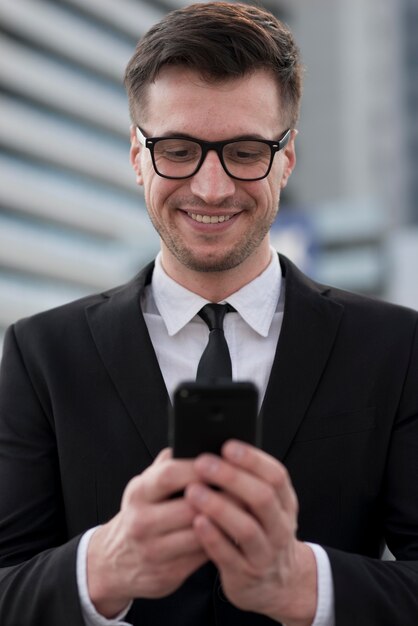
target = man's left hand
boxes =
[185,441,317,626]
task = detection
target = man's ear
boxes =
[279,129,297,190]
[129,125,144,186]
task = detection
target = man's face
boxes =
[130,66,296,279]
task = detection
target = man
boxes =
[0,2,417,625]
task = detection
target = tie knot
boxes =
[196,303,234,381]
[198,303,233,331]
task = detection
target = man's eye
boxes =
[157,141,199,161]
[165,148,193,159]
[236,150,259,159]
[227,149,261,162]
[225,142,267,162]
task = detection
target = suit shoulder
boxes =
[324,284,418,322]
[281,254,418,327]
[14,289,108,332]
[11,272,146,345]
[317,284,418,352]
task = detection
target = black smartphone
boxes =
[170,381,260,458]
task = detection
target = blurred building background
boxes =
[0,0,417,351]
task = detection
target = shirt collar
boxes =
[151,248,282,337]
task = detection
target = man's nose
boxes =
[190,149,236,205]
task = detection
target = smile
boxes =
[188,213,232,224]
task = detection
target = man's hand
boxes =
[86,449,208,619]
[185,441,317,626]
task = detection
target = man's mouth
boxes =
[188,212,232,224]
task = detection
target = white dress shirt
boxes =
[77,248,334,626]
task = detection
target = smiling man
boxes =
[0,3,418,626]
[131,65,296,299]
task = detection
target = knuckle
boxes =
[123,474,146,505]
[290,490,299,516]
[205,492,223,517]
[141,540,160,564]
[270,465,287,491]
[157,463,176,491]
[284,515,297,538]
[126,509,151,540]
[254,483,275,509]
[124,476,138,499]
[240,521,259,544]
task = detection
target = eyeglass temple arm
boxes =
[136,126,147,146]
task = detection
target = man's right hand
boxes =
[86,448,208,618]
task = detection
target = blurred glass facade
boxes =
[0,0,417,351]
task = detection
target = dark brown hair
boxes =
[124,2,303,127]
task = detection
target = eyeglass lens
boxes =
[152,138,272,179]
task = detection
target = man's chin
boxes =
[180,258,239,273]
[174,248,247,273]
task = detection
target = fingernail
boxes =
[196,455,220,475]
[195,515,211,533]
[225,441,245,460]
[188,484,209,503]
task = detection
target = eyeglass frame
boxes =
[135,126,292,181]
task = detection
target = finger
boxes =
[125,497,199,540]
[185,483,270,566]
[222,441,299,515]
[142,528,205,564]
[193,514,244,571]
[154,447,172,463]
[192,454,294,539]
[124,457,198,504]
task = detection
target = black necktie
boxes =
[196,303,233,381]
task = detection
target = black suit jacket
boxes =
[0,255,417,625]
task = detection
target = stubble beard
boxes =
[147,199,279,273]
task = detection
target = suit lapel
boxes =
[84,255,344,463]
[261,255,344,461]
[85,262,170,459]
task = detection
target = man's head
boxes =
[125,2,303,129]
[126,3,301,291]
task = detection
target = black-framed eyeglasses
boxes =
[136,126,292,181]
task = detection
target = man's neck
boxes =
[160,245,273,302]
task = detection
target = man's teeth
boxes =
[189,213,231,224]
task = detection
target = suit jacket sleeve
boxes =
[324,317,418,625]
[0,325,85,626]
